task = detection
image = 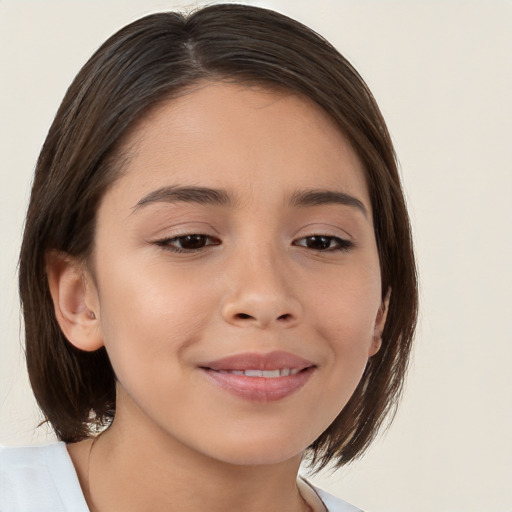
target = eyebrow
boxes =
[289,189,368,217]
[132,185,232,212]
[132,185,367,217]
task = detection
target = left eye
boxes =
[155,234,220,252]
[293,235,353,252]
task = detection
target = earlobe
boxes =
[369,288,391,357]
[46,251,103,352]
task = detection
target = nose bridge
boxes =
[221,239,302,329]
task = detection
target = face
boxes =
[83,82,386,465]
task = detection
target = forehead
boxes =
[105,81,370,211]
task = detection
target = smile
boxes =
[199,351,316,402]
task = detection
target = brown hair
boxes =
[19,3,417,469]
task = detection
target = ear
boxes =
[368,288,391,357]
[46,251,103,352]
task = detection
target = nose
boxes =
[220,249,302,329]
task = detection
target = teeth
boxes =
[217,368,302,378]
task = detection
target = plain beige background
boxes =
[1,1,511,511]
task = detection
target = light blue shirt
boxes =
[0,443,362,511]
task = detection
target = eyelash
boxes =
[154,234,354,254]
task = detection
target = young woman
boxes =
[0,4,417,511]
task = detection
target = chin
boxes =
[216,447,303,467]
[200,434,309,467]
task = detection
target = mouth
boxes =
[199,351,316,402]
[214,368,303,377]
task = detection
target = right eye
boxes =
[154,234,221,253]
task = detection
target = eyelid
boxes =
[292,222,354,242]
[148,219,220,241]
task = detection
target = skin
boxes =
[49,82,388,511]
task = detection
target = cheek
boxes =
[311,281,381,420]
[314,271,381,343]
[94,257,218,374]
[310,269,382,405]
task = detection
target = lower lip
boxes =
[201,367,315,402]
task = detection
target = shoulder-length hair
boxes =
[19,3,417,470]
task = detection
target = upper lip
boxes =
[200,351,315,371]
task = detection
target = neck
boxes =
[74,401,309,512]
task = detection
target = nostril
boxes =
[277,313,291,321]
[236,313,252,320]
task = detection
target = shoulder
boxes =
[299,477,364,512]
[0,442,89,512]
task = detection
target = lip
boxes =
[199,351,316,402]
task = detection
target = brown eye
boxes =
[175,235,210,249]
[294,235,353,252]
[155,234,220,253]
[304,236,332,250]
